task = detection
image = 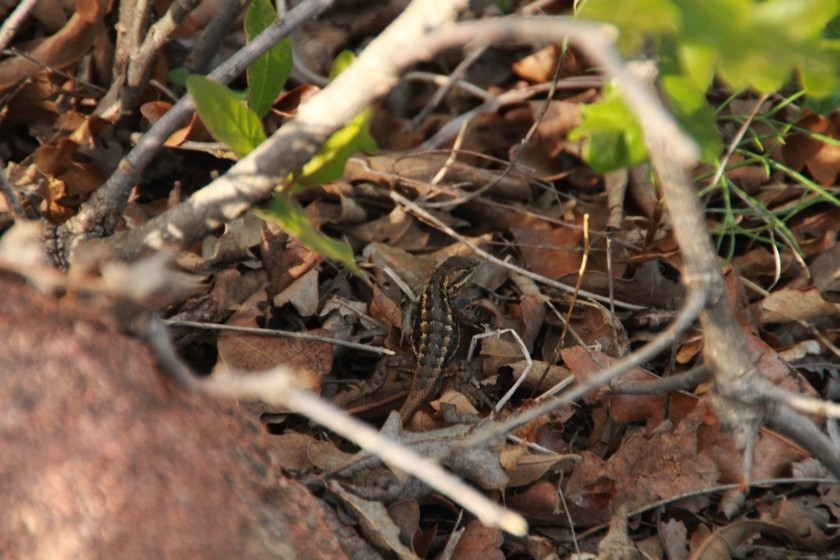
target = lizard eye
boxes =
[447,264,477,290]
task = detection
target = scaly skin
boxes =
[399,256,478,424]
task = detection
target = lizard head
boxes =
[437,255,479,294]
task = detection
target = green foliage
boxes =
[245,0,293,118]
[256,195,362,276]
[581,0,840,95]
[185,46,366,275]
[328,50,357,80]
[186,75,267,158]
[293,51,378,186]
[660,75,722,162]
[295,109,377,185]
[568,82,647,172]
[167,67,189,88]
[695,92,840,260]
[571,0,840,172]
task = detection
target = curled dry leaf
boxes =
[597,506,644,560]
[506,480,563,524]
[511,216,582,280]
[781,110,840,186]
[269,431,354,473]
[140,101,211,147]
[504,450,581,488]
[659,518,689,560]
[506,359,572,394]
[0,0,111,93]
[273,267,321,317]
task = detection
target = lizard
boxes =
[332,256,482,425]
[398,255,480,424]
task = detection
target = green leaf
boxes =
[581,0,840,97]
[293,51,378,186]
[661,74,722,163]
[245,0,292,118]
[805,92,840,115]
[676,0,840,95]
[168,67,189,88]
[186,75,267,158]
[295,108,378,185]
[328,50,357,81]
[579,0,680,52]
[256,194,361,275]
[569,83,648,172]
[678,43,717,91]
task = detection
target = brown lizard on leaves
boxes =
[399,255,481,423]
[335,256,483,425]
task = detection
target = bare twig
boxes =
[5,47,106,94]
[461,288,707,448]
[182,0,247,75]
[758,381,840,419]
[121,0,204,115]
[406,44,487,132]
[466,328,532,414]
[49,0,335,267]
[404,71,494,101]
[609,364,711,395]
[0,0,40,52]
[418,76,604,150]
[763,401,840,479]
[200,368,528,535]
[164,318,395,356]
[103,0,152,116]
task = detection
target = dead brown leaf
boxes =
[565,408,719,527]
[512,216,582,279]
[0,0,111,93]
[217,291,333,394]
[781,110,840,185]
[451,520,505,560]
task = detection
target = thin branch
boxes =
[763,401,840,479]
[201,368,528,535]
[609,364,711,395]
[51,0,336,265]
[121,0,204,114]
[182,0,247,75]
[758,380,840,418]
[389,190,646,310]
[406,44,487,131]
[164,319,395,356]
[418,76,604,150]
[0,0,40,52]
[461,288,707,449]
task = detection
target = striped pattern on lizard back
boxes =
[398,256,478,423]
